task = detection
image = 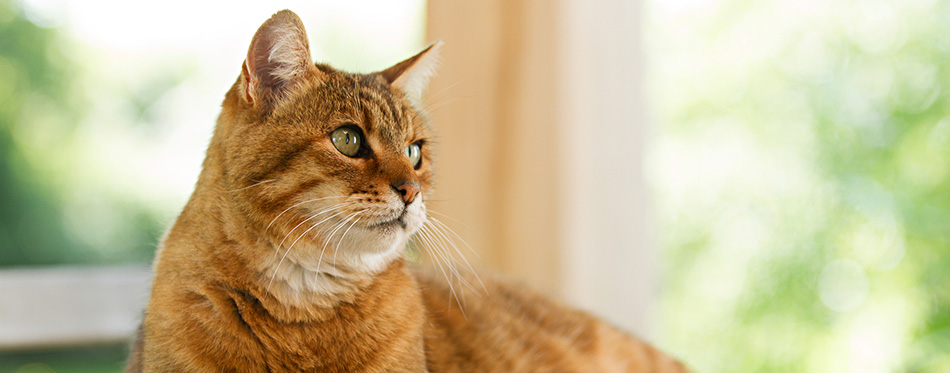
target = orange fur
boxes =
[129,10,687,372]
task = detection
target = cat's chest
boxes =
[222,281,428,371]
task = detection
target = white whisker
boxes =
[423,222,478,295]
[425,216,485,292]
[417,225,464,317]
[274,202,352,258]
[427,215,481,259]
[311,210,365,285]
[228,179,277,193]
[425,209,469,228]
[334,212,364,254]
[329,210,368,269]
[266,207,353,293]
[284,209,353,262]
[265,196,348,233]
[421,224,465,285]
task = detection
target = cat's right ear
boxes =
[241,10,319,109]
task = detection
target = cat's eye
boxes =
[405,143,422,169]
[331,126,362,157]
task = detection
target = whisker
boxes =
[274,202,353,258]
[421,97,459,115]
[426,209,469,228]
[228,179,277,193]
[330,210,368,270]
[267,208,362,293]
[320,218,354,273]
[329,211,365,268]
[322,210,361,250]
[286,209,356,262]
[424,80,459,102]
[417,225,465,317]
[228,179,278,193]
[422,223,468,286]
[265,196,348,233]
[425,217,486,292]
[420,224,474,319]
[313,210,366,283]
[422,81,461,113]
[423,222,479,294]
[334,212,364,253]
[427,215,481,258]
[418,225,453,281]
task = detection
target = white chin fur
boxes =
[259,199,426,303]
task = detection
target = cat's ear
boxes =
[380,41,442,105]
[241,10,319,108]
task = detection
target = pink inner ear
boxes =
[381,57,417,85]
[243,10,314,106]
[242,61,255,104]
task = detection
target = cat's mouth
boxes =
[371,215,408,230]
[362,202,424,234]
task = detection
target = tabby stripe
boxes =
[368,92,396,125]
[360,93,383,124]
[256,177,326,216]
[288,178,326,196]
[360,104,376,134]
[255,140,310,181]
[351,82,369,132]
[380,91,402,124]
[344,75,375,132]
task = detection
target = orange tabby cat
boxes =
[128,10,687,372]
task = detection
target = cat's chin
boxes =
[256,225,411,306]
[357,201,426,245]
[256,201,425,301]
[369,216,410,236]
[275,219,416,270]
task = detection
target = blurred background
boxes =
[0,0,948,371]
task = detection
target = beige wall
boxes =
[425,0,654,337]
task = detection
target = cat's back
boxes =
[413,268,688,372]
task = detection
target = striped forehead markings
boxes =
[355,81,411,144]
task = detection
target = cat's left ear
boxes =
[380,41,443,105]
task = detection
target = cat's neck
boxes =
[245,255,412,322]
[249,245,405,321]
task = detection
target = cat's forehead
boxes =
[315,72,421,145]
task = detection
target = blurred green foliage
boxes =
[0,345,126,373]
[0,0,165,370]
[649,0,950,371]
[0,0,162,267]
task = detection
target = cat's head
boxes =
[210,10,439,275]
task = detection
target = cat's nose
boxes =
[392,181,421,204]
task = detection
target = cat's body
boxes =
[129,10,686,372]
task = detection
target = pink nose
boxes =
[392,181,421,204]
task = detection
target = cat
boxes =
[127,10,687,372]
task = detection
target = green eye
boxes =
[405,143,422,169]
[331,126,362,157]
